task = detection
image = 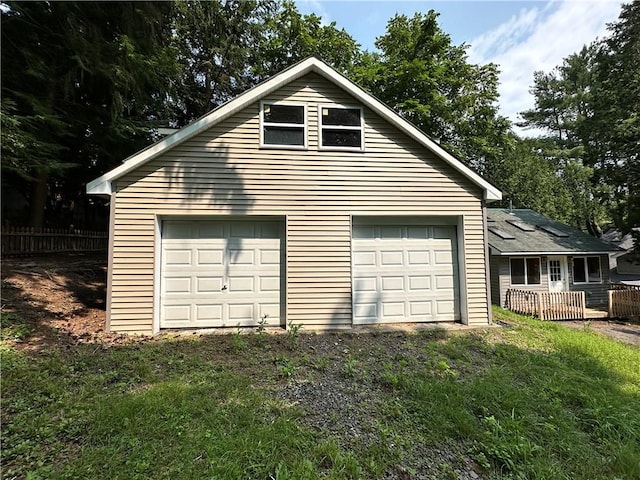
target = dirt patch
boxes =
[560,320,640,346]
[1,253,147,350]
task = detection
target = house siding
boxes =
[108,73,488,333]
[568,254,610,306]
[492,254,610,309]
[494,255,550,308]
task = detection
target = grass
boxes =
[2,307,639,479]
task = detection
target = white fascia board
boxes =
[310,63,502,201]
[87,57,501,201]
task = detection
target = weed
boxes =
[287,321,303,350]
[273,355,297,379]
[312,355,329,372]
[343,355,359,378]
[0,313,33,341]
[255,314,269,347]
[230,325,248,353]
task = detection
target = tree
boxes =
[518,2,639,237]
[254,0,361,79]
[1,1,177,227]
[350,11,511,176]
[169,0,279,125]
[592,2,640,233]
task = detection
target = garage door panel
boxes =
[164,277,191,294]
[381,251,403,266]
[410,301,431,316]
[381,276,404,291]
[161,220,282,329]
[409,276,431,291]
[196,276,221,293]
[408,250,430,265]
[435,250,453,264]
[163,304,191,321]
[353,223,459,324]
[435,275,454,290]
[353,251,376,266]
[195,304,223,322]
[197,249,224,265]
[260,249,280,264]
[260,276,280,292]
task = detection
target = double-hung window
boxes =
[572,256,602,283]
[510,257,541,285]
[319,105,363,150]
[261,103,306,148]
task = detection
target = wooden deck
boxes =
[584,307,609,319]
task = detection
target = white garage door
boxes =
[353,224,459,324]
[161,220,282,329]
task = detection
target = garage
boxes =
[352,221,460,324]
[160,219,282,329]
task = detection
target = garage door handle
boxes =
[221,285,228,291]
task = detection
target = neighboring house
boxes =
[488,209,620,308]
[87,57,501,335]
[602,228,640,285]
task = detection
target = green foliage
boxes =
[350,10,511,175]
[230,326,249,353]
[254,0,361,79]
[518,2,639,238]
[0,313,33,342]
[273,355,297,379]
[286,321,303,350]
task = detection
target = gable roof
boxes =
[87,57,501,200]
[487,208,621,255]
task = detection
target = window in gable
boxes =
[261,103,306,148]
[573,256,602,284]
[319,105,363,150]
[510,257,541,285]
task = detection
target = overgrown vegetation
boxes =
[2,308,639,479]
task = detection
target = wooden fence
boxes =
[1,226,108,256]
[608,285,640,320]
[506,289,586,320]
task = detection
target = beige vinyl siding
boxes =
[287,214,352,326]
[110,73,489,333]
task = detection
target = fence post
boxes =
[608,290,613,318]
[537,292,544,320]
[580,291,586,319]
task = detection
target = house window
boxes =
[319,105,363,150]
[573,256,602,283]
[510,257,541,285]
[261,103,306,148]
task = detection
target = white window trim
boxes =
[572,256,602,284]
[318,104,364,152]
[260,101,307,150]
[509,256,542,286]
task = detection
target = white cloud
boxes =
[296,0,332,25]
[468,0,622,136]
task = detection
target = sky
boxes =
[294,0,623,134]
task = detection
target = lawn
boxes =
[2,307,639,479]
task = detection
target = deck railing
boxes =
[506,289,586,320]
[1,226,108,256]
[608,286,640,320]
